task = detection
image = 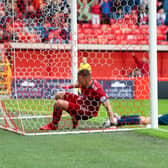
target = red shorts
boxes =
[63,92,98,120]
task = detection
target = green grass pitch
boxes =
[0,99,168,168]
[1,99,168,132]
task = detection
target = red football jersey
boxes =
[80,80,107,116]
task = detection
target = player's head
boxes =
[78,69,91,88]
[82,56,87,64]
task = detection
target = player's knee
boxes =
[54,100,63,111]
[55,92,64,100]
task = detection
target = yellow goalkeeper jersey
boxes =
[79,63,91,72]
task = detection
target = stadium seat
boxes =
[83,28,94,35]
[108,40,120,44]
[77,28,83,34]
[116,35,127,41]
[78,39,88,44]
[107,34,115,40]
[131,29,140,35]
[111,19,117,24]
[114,29,122,35]
[91,24,101,29]
[77,24,81,29]
[101,24,110,30]
[103,29,111,35]
[124,15,131,24]
[157,35,166,41]
[128,24,138,29]
[78,33,86,40]
[122,29,131,35]
[138,40,148,45]
[120,24,129,29]
[94,29,103,36]
[111,24,121,31]
[158,41,168,45]
[82,23,91,29]
[117,19,124,24]
[89,39,98,44]
[32,33,41,43]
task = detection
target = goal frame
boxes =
[0,0,158,135]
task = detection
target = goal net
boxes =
[0,0,158,135]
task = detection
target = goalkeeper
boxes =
[103,113,168,127]
[40,69,116,130]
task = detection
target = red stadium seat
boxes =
[131,29,140,35]
[82,23,91,29]
[108,40,120,44]
[83,28,94,35]
[91,24,101,29]
[122,29,131,35]
[117,19,124,24]
[111,19,117,24]
[138,40,148,45]
[77,28,83,34]
[157,35,166,41]
[107,34,115,40]
[78,33,86,40]
[94,29,103,36]
[89,39,98,44]
[114,29,122,35]
[140,25,149,30]
[111,24,120,30]
[103,29,111,35]
[101,24,110,30]
[158,41,168,45]
[128,24,138,29]
[158,25,168,32]
[124,15,131,24]
[78,39,88,44]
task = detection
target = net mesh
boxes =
[0,0,164,135]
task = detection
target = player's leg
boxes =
[118,115,151,126]
[55,92,82,128]
[40,99,69,130]
[158,114,168,125]
[118,115,141,126]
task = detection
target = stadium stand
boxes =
[0,0,167,45]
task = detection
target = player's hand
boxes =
[132,52,135,57]
[103,119,117,128]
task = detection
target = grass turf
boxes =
[1,99,168,133]
[1,98,151,132]
[1,99,168,168]
[0,130,168,168]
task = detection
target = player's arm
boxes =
[103,100,116,125]
[132,52,143,68]
[58,83,79,90]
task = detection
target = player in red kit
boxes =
[40,69,116,130]
[132,52,149,76]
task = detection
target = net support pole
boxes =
[71,0,78,94]
[148,0,158,128]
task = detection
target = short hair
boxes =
[78,69,91,78]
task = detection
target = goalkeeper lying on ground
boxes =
[40,69,116,130]
[103,113,168,127]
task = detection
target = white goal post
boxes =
[148,0,158,129]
